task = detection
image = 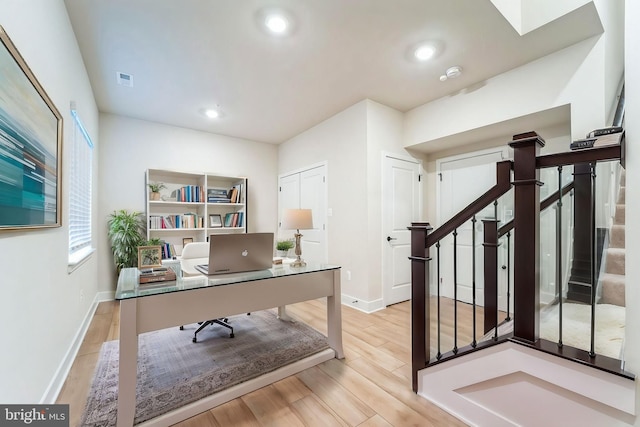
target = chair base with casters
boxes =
[179,318,234,342]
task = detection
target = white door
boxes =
[382,154,421,306]
[278,164,328,263]
[437,148,508,308]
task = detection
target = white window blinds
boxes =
[68,106,93,260]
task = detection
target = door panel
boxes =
[278,164,327,264]
[383,155,421,306]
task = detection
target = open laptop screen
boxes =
[195,232,273,275]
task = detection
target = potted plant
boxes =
[148,182,166,200]
[107,209,146,272]
[276,239,295,257]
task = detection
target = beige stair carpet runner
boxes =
[600,169,626,306]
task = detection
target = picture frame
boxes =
[138,245,163,269]
[209,214,222,228]
[0,26,63,231]
[182,237,194,247]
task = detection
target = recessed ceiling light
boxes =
[265,14,288,34]
[414,44,436,61]
[204,109,220,119]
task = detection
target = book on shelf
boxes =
[149,213,203,229]
[170,185,205,203]
[207,184,244,204]
[222,211,244,228]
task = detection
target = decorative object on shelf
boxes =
[281,209,313,267]
[209,214,222,228]
[147,182,166,201]
[138,245,163,269]
[182,237,194,247]
[107,210,146,272]
[0,26,63,231]
[276,239,295,257]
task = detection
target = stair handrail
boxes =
[498,180,575,238]
[426,160,512,247]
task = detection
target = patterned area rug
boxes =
[80,309,329,426]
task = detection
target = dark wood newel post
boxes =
[409,222,432,392]
[508,131,545,343]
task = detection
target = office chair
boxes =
[178,241,235,342]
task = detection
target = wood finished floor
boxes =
[56,298,489,427]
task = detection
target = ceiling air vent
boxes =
[116,71,134,87]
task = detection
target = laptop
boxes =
[195,232,274,275]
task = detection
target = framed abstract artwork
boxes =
[0,26,63,230]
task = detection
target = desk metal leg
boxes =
[117,299,138,427]
[327,269,345,358]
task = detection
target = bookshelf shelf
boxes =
[146,169,247,258]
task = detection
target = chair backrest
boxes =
[181,241,209,259]
[180,241,209,277]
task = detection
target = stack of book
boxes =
[207,184,245,204]
[571,126,624,150]
[139,267,176,284]
[207,188,231,203]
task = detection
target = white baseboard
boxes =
[40,294,102,404]
[96,290,115,302]
[341,293,385,313]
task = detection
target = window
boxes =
[68,104,94,268]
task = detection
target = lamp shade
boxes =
[281,208,313,230]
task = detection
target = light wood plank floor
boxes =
[57,298,491,426]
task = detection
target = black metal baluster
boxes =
[589,163,597,357]
[436,241,442,360]
[505,231,511,321]
[453,228,458,354]
[557,166,563,348]
[471,216,477,348]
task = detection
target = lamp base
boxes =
[291,257,306,268]
[290,231,307,267]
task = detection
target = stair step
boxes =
[614,204,625,225]
[600,273,625,306]
[605,247,625,275]
[618,186,625,204]
[610,224,625,248]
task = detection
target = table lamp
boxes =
[281,208,313,267]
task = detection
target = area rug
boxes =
[80,309,329,426]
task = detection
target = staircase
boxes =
[601,169,626,306]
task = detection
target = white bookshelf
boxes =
[146,169,247,256]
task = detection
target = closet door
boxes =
[279,164,327,263]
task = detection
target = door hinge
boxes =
[438,173,442,182]
[418,174,422,182]
[323,176,326,183]
[279,186,281,192]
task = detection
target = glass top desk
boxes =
[115,263,343,427]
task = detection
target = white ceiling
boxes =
[63,0,602,145]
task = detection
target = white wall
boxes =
[623,0,640,419]
[278,100,418,310]
[403,21,622,149]
[365,100,423,304]
[0,0,99,403]
[98,114,279,291]
[279,101,369,303]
